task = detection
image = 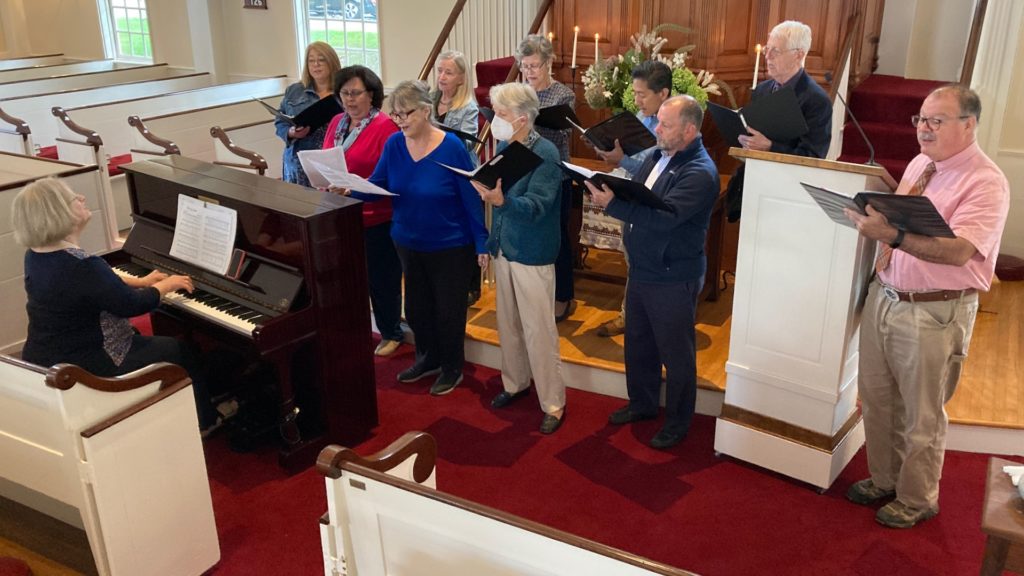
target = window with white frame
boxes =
[304,0,380,72]
[103,0,152,61]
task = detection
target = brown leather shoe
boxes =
[597,316,625,337]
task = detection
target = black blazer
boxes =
[751,68,832,159]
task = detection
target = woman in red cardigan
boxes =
[323,65,403,356]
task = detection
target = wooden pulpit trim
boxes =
[729,147,898,190]
[719,403,862,453]
[46,361,188,392]
[211,125,269,175]
[316,431,437,483]
[50,106,103,148]
[127,115,180,155]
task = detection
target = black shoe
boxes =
[491,389,529,408]
[554,299,577,323]
[540,411,564,434]
[467,290,481,307]
[650,428,685,449]
[430,371,463,396]
[397,363,442,383]
[608,405,657,425]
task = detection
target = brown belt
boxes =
[881,285,977,303]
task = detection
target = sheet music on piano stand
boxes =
[169,195,238,276]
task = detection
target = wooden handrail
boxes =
[828,12,861,103]
[960,0,988,85]
[0,106,30,138]
[418,0,470,81]
[46,361,188,392]
[51,106,102,149]
[210,125,269,175]
[127,115,180,155]
[317,431,437,483]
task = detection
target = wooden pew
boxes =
[0,58,135,83]
[0,357,220,576]
[317,433,697,576]
[128,96,283,174]
[0,53,69,71]
[210,121,281,178]
[0,154,117,353]
[0,72,212,156]
[0,62,182,100]
[51,76,289,231]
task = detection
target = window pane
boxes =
[117,32,131,55]
[128,10,142,33]
[114,8,128,31]
[365,28,379,49]
[365,52,380,70]
[345,51,364,66]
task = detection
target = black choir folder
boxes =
[707,87,809,148]
[560,161,671,212]
[435,140,542,190]
[253,96,342,131]
[536,105,657,156]
[801,182,956,238]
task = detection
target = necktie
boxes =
[875,162,936,273]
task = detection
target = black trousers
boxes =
[364,221,404,342]
[394,243,475,374]
[554,179,575,302]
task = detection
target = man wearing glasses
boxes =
[726,20,833,220]
[843,85,1009,528]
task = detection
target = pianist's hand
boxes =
[140,270,169,287]
[153,274,195,297]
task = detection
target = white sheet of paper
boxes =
[434,161,482,179]
[562,161,612,179]
[298,147,348,189]
[169,195,238,276]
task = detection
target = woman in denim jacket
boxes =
[275,41,341,186]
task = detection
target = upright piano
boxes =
[111,156,377,471]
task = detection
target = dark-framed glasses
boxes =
[390,108,419,122]
[519,61,547,72]
[911,115,969,130]
[339,89,367,99]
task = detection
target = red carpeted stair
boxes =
[839,74,946,181]
[475,56,516,108]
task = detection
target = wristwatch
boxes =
[889,228,905,249]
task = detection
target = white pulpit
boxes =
[714,149,897,490]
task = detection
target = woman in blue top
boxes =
[275,41,342,186]
[367,80,488,396]
[471,82,566,434]
[12,178,218,433]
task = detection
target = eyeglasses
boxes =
[389,108,419,122]
[519,62,547,72]
[763,46,798,58]
[307,57,328,66]
[911,115,970,130]
[339,89,367,99]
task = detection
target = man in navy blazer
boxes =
[726,20,832,220]
[586,96,719,449]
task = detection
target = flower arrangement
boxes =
[582,24,732,113]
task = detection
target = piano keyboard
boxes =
[113,262,270,337]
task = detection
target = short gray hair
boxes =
[387,80,433,115]
[489,83,540,124]
[515,34,554,65]
[932,84,982,122]
[771,20,812,53]
[666,94,704,130]
[11,177,79,248]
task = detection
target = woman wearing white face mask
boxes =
[471,83,566,434]
[516,34,577,323]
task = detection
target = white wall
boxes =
[875,0,915,77]
[148,0,193,70]
[21,0,105,60]
[379,0,454,86]
[218,1,299,81]
[877,0,977,81]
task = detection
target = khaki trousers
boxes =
[859,279,979,510]
[493,254,565,415]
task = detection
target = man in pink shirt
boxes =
[843,85,1010,528]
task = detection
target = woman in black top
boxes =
[12,177,217,432]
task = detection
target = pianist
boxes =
[12,177,219,433]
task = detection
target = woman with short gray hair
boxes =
[472,82,565,434]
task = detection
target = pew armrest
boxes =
[211,125,269,175]
[127,115,180,155]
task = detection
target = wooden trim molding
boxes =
[828,12,861,102]
[1,72,210,102]
[316,431,437,484]
[719,404,861,453]
[128,115,180,155]
[960,0,989,85]
[45,361,188,392]
[0,62,168,87]
[0,354,48,375]
[729,147,898,190]
[218,118,273,132]
[80,379,192,439]
[51,106,102,148]
[210,125,268,175]
[0,106,30,136]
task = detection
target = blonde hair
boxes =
[489,83,540,124]
[387,80,433,116]
[434,51,475,111]
[11,177,79,248]
[301,41,342,89]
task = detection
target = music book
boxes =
[169,194,238,276]
[534,104,581,131]
[707,87,809,148]
[253,95,342,131]
[438,124,483,146]
[801,182,956,238]
[434,140,543,190]
[567,112,658,156]
[560,161,671,212]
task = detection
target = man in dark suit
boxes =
[726,20,832,220]
[585,96,719,449]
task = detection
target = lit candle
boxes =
[571,26,579,68]
[594,33,600,64]
[752,44,762,89]
[548,31,554,44]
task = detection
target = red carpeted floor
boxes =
[201,341,1015,575]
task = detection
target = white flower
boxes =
[603,91,612,98]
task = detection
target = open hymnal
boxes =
[707,87,809,148]
[801,182,955,238]
[169,194,238,276]
[253,95,342,131]
[560,161,671,212]
[297,147,394,196]
[567,112,657,156]
[434,140,542,190]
